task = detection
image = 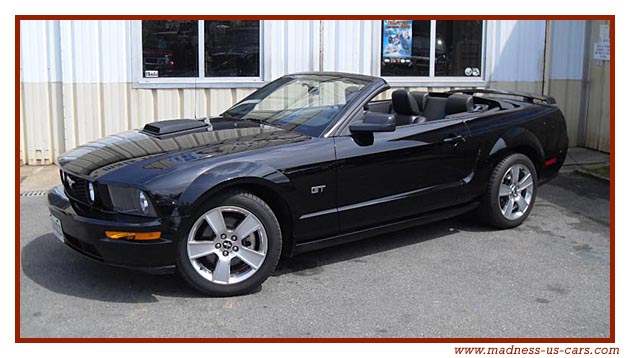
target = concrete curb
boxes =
[575,168,610,183]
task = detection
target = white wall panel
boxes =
[322,20,376,75]
[487,20,546,82]
[208,89,234,117]
[263,20,319,81]
[20,89,26,164]
[21,20,61,83]
[156,89,182,120]
[549,20,586,80]
[99,20,133,83]
[102,83,130,136]
[56,20,131,84]
[66,21,101,83]
[21,84,53,164]
[263,20,285,80]
[182,89,207,119]
[130,87,155,128]
[74,83,103,144]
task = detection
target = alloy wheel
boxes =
[186,206,268,285]
[498,164,535,220]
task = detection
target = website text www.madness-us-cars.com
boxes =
[454,345,620,355]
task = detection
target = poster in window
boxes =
[382,20,413,63]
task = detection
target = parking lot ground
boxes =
[19,171,610,338]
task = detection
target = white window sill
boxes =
[384,77,488,88]
[132,79,267,89]
[131,77,487,90]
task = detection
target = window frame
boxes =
[375,20,488,87]
[132,20,265,89]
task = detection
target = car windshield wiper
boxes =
[242,117,272,126]
[221,114,279,129]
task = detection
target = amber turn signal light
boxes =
[105,231,161,241]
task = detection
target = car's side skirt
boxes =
[291,200,480,256]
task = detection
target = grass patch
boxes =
[583,165,610,179]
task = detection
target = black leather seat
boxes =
[423,93,474,121]
[391,89,426,125]
[411,91,429,111]
[445,94,474,117]
[423,96,448,121]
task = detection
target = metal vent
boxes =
[20,190,48,197]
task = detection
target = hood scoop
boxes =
[141,119,210,139]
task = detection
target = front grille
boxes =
[60,171,113,213]
[62,172,90,204]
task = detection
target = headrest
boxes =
[410,91,429,111]
[445,94,474,115]
[392,90,420,115]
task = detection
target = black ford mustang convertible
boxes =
[49,72,568,296]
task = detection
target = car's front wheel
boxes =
[479,153,538,229]
[176,191,282,296]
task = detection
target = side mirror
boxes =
[349,112,396,134]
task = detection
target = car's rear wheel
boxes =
[176,191,282,296]
[479,153,538,229]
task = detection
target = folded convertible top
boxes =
[446,89,556,105]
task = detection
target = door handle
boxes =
[443,134,466,144]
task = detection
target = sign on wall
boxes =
[382,20,413,63]
[593,24,610,61]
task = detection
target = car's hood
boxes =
[58,118,311,180]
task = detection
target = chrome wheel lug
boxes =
[233,246,239,252]
[215,243,221,249]
[222,250,229,257]
[231,235,237,241]
[220,233,227,239]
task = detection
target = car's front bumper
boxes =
[47,185,179,273]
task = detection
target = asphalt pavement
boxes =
[19,172,610,338]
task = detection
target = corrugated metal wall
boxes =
[584,20,611,152]
[486,20,546,93]
[547,20,587,148]
[321,20,377,74]
[21,19,604,164]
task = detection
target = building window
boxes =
[380,20,484,78]
[142,20,198,78]
[140,20,261,80]
[204,21,260,77]
[435,20,483,77]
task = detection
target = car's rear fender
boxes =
[486,126,545,179]
[465,127,545,200]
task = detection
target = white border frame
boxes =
[131,20,266,89]
[378,19,489,88]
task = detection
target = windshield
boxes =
[222,75,370,137]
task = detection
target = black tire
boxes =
[176,191,282,296]
[478,153,538,229]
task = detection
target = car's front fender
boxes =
[177,161,291,217]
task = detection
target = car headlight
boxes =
[138,191,149,214]
[108,186,157,216]
[87,182,96,203]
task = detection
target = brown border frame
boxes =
[15,14,615,343]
